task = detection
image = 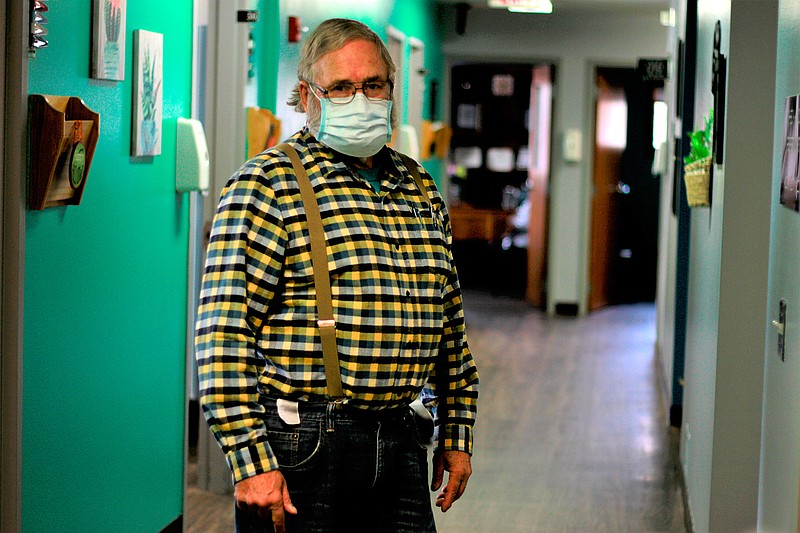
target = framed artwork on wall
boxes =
[779,95,799,211]
[91,0,126,80]
[132,30,163,157]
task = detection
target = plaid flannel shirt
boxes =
[195,129,479,483]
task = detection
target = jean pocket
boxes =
[268,422,324,470]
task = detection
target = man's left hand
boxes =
[431,450,472,512]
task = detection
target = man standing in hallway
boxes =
[195,18,479,533]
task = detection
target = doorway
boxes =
[185,0,255,520]
[589,67,661,311]
[447,63,553,304]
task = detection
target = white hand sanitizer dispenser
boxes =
[176,117,210,195]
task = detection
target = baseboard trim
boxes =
[554,302,579,316]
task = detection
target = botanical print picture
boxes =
[91,0,126,80]
[132,30,163,157]
[779,95,800,211]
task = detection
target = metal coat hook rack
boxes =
[29,0,49,56]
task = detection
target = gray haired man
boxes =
[196,18,479,533]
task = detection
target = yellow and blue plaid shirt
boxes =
[196,130,479,482]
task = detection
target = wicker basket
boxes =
[684,156,712,207]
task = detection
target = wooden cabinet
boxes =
[449,205,510,242]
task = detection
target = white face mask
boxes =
[311,93,393,158]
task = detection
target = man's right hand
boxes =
[234,470,298,533]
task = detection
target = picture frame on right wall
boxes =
[779,95,800,212]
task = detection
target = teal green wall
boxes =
[256,0,281,111]
[388,0,444,125]
[24,1,192,531]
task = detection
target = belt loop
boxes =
[326,402,335,433]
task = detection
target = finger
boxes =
[270,505,286,533]
[451,470,470,500]
[435,483,456,512]
[283,484,298,515]
[437,472,469,512]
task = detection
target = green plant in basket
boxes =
[683,109,714,207]
[684,109,713,165]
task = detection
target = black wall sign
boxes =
[237,10,259,23]
[638,58,668,81]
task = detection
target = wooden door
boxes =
[589,69,626,310]
[526,66,552,307]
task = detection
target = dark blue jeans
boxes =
[235,400,437,533]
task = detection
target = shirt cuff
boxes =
[226,440,280,484]
[438,423,474,456]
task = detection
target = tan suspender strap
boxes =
[278,143,345,399]
[398,153,431,205]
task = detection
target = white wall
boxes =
[655,0,687,415]
[679,1,778,532]
[439,7,668,315]
[759,1,800,531]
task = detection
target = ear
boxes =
[299,82,311,113]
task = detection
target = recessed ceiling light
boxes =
[488,0,554,14]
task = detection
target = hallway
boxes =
[187,291,687,532]
[435,291,686,532]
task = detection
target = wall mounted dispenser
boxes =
[176,117,210,195]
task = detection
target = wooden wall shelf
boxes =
[28,94,100,210]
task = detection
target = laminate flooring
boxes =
[185,290,687,533]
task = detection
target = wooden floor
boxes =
[185,290,687,533]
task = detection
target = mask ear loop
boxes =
[385,100,393,142]
[305,81,328,132]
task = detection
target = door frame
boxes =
[407,36,425,137]
[185,0,251,502]
[2,2,28,532]
[444,55,556,302]
[525,65,553,307]
[386,26,405,121]
[588,63,661,310]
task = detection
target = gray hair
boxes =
[287,18,396,113]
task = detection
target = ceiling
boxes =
[435,0,669,15]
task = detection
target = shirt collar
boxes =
[294,128,408,191]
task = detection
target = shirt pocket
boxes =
[405,203,450,270]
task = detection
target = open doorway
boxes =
[386,26,405,121]
[589,67,662,311]
[185,0,255,527]
[447,63,553,306]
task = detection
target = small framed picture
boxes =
[779,95,800,212]
[91,0,126,81]
[132,30,163,157]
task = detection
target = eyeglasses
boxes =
[310,80,393,104]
